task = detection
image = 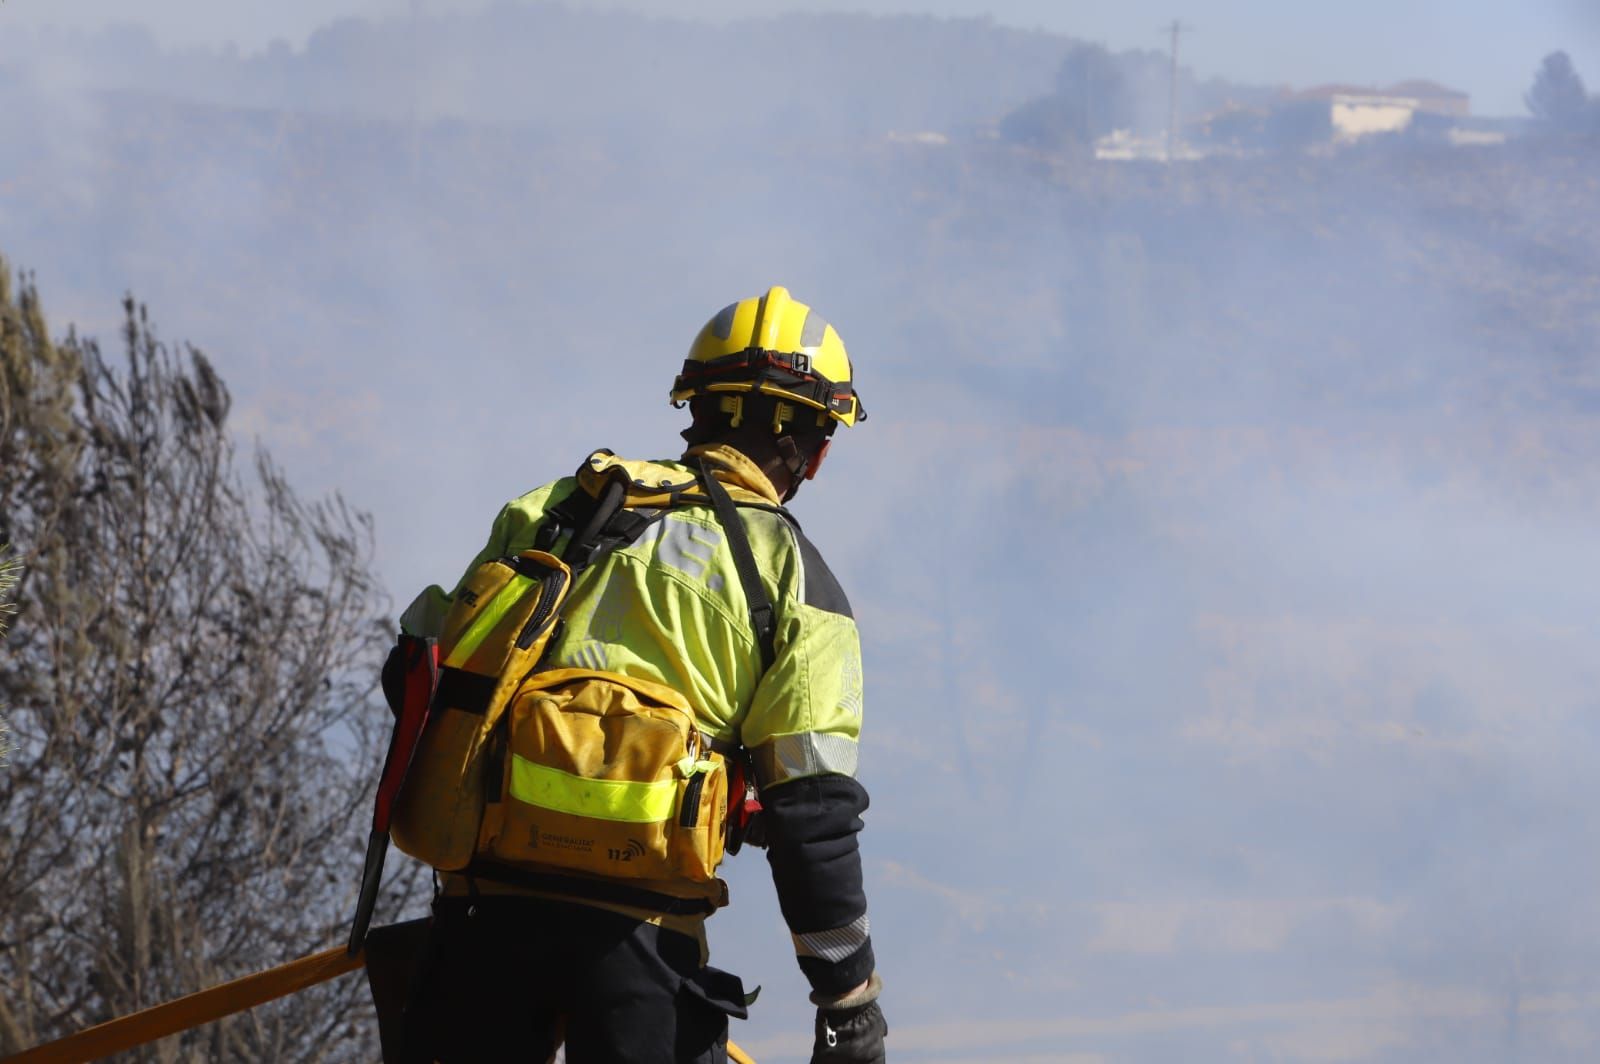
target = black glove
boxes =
[811,973,886,1064]
[741,809,769,850]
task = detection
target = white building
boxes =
[1294,81,1471,142]
[1330,93,1421,139]
[1093,128,1204,163]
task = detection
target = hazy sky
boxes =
[5,0,1599,116]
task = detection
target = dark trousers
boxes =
[400,896,747,1064]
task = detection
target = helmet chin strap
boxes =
[775,436,808,502]
[775,437,830,502]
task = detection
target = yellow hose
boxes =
[0,946,759,1064]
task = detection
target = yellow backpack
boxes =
[387,453,775,911]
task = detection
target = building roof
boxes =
[1384,80,1470,100]
[1294,83,1379,100]
[1293,80,1469,103]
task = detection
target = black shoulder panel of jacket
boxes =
[793,527,853,618]
[762,773,874,994]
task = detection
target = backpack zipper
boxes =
[679,772,707,828]
[514,569,569,649]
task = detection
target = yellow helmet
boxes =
[671,286,865,429]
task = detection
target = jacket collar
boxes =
[682,442,782,506]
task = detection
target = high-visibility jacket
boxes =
[399,442,875,995]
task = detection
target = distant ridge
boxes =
[0,4,1077,134]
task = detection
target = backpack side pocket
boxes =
[392,550,572,870]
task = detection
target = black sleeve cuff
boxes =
[800,939,876,997]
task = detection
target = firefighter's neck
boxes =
[685,421,821,503]
[728,435,811,503]
[740,439,801,501]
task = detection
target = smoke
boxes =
[4,8,1600,1061]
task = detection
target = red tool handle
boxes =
[373,635,438,832]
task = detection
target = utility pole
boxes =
[409,0,422,184]
[1164,19,1192,162]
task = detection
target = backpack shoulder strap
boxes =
[530,479,639,571]
[696,456,777,671]
[560,479,628,568]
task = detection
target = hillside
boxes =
[2,7,1066,132]
[3,86,1594,433]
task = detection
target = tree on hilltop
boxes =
[1001,43,1133,150]
[0,261,415,1060]
[1526,51,1592,130]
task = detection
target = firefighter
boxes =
[397,287,886,1063]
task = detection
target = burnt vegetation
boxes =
[0,270,419,1059]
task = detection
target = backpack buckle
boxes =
[564,541,600,569]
